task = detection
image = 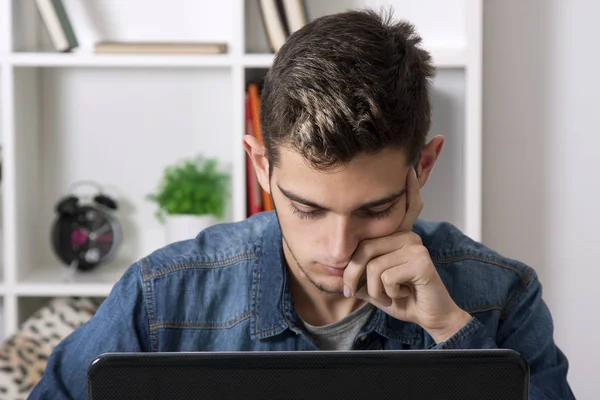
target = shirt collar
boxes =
[250,211,422,346]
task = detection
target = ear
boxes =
[415,135,444,188]
[242,135,271,194]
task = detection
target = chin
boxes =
[303,269,345,295]
[315,283,344,295]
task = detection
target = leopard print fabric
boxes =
[0,297,97,400]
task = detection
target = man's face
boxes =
[271,147,414,295]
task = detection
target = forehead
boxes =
[272,146,409,206]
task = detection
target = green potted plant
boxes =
[147,155,230,243]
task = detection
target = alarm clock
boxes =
[51,181,122,271]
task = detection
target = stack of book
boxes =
[245,83,275,216]
[36,0,307,54]
[259,0,309,52]
[94,42,228,55]
[35,0,78,52]
[35,0,228,54]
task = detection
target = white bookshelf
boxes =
[0,0,482,342]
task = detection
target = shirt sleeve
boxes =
[431,275,576,400]
[27,261,150,400]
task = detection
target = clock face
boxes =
[52,205,121,270]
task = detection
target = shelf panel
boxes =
[17,263,126,296]
[244,48,466,68]
[9,53,235,68]
[7,47,466,69]
[430,48,468,68]
[15,283,114,297]
[243,54,274,68]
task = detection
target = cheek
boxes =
[278,205,323,243]
[362,219,401,239]
[278,213,326,265]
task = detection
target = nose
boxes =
[327,215,358,264]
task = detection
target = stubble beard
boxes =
[272,195,342,295]
[281,234,342,295]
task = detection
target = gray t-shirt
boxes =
[300,302,376,350]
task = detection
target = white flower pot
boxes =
[164,214,218,244]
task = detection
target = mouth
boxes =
[319,264,346,277]
[324,264,346,270]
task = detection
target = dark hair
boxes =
[260,8,436,172]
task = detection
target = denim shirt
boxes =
[29,211,575,399]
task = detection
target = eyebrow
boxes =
[277,184,406,211]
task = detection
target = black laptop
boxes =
[87,349,529,400]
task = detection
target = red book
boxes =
[246,93,264,216]
[247,84,274,212]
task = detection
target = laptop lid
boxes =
[87,349,529,400]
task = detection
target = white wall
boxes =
[483,0,600,398]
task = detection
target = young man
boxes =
[29,9,574,400]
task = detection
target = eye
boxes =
[361,202,398,219]
[288,203,323,220]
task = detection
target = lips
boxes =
[320,264,346,277]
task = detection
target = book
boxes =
[245,94,264,216]
[247,83,274,212]
[281,0,308,34]
[35,0,78,52]
[94,41,228,54]
[258,0,288,52]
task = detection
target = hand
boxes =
[343,167,472,344]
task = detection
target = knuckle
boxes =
[417,246,429,258]
[381,271,395,287]
[408,232,422,244]
[409,247,427,263]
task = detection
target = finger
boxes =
[380,256,419,298]
[364,259,391,306]
[355,286,393,309]
[343,235,403,296]
[397,167,423,233]
[365,251,409,304]
[385,283,412,299]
